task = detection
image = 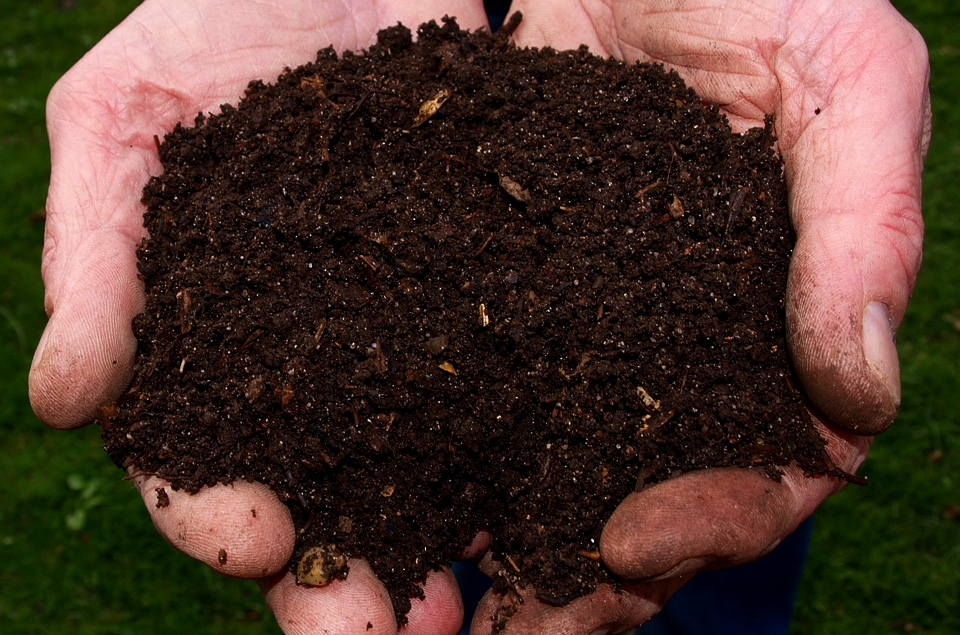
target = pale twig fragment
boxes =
[413,89,450,127]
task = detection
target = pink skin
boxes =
[30,0,929,633]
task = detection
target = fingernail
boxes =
[862,302,901,407]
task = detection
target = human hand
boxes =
[465,1,931,632]
[30,1,489,633]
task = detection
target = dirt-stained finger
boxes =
[29,230,143,430]
[401,566,464,635]
[132,472,295,578]
[600,423,869,580]
[468,579,686,635]
[259,563,398,635]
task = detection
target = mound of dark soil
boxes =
[100,16,838,625]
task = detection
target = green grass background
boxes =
[0,1,956,633]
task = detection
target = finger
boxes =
[459,531,493,560]
[468,579,687,635]
[600,424,870,580]
[132,473,295,578]
[780,6,930,434]
[401,567,464,635]
[29,227,143,429]
[260,564,398,635]
[261,562,466,635]
[32,49,156,429]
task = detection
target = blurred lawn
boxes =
[0,1,956,634]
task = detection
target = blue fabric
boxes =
[453,559,491,633]
[485,0,512,32]
[635,517,814,635]
[453,518,814,635]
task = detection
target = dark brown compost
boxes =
[100,17,838,624]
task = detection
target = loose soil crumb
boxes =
[101,16,839,625]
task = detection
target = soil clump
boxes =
[101,16,839,625]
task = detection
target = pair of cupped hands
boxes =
[30,0,930,633]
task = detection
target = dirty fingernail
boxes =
[862,302,901,407]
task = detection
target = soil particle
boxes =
[155,487,170,509]
[100,16,840,625]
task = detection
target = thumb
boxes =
[780,12,930,435]
[29,72,152,429]
[29,228,144,429]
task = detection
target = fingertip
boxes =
[29,307,137,429]
[134,474,295,578]
[30,232,143,429]
[599,470,791,580]
[402,567,464,635]
[259,563,397,635]
[597,506,645,580]
[459,531,493,560]
[786,239,903,435]
[599,488,682,581]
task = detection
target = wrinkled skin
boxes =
[30,1,929,633]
